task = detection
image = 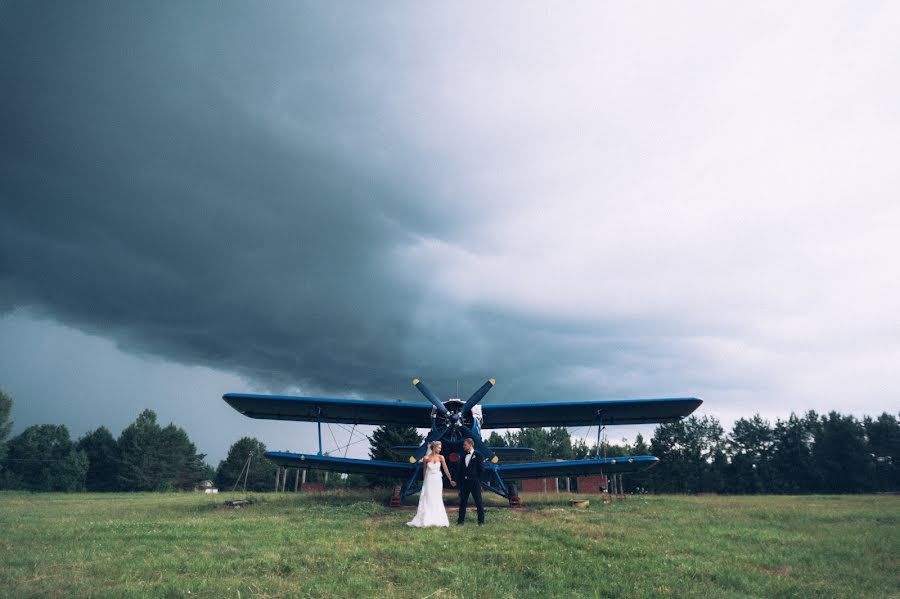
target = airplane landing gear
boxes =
[507,483,521,507]
[389,485,402,507]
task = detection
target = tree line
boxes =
[642,411,898,494]
[376,410,898,494]
[482,411,898,494]
[0,389,280,492]
[0,388,896,493]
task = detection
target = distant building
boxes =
[196,480,218,494]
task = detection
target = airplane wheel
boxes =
[507,484,521,507]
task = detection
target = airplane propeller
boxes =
[408,426,449,463]
[411,377,498,463]
[412,378,449,416]
[462,378,495,414]
[457,423,496,461]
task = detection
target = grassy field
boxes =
[0,491,897,598]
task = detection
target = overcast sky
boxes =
[1,2,898,463]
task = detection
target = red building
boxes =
[515,474,608,494]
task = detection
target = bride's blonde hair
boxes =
[430,441,441,451]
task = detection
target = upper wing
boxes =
[497,455,659,479]
[223,393,433,427]
[265,452,417,478]
[481,397,702,428]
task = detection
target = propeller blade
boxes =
[458,424,496,461]
[462,378,495,413]
[409,426,449,462]
[412,378,449,415]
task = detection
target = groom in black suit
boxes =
[456,437,485,525]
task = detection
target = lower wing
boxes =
[264,452,417,478]
[496,455,659,479]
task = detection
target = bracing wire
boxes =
[320,422,372,456]
[326,422,340,456]
[343,424,357,458]
[334,422,374,443]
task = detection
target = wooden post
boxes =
[232,455,250,492]
[243,455,251,493]
[275,467,281,492]
[294,468,300,493]
[302,469,307,485]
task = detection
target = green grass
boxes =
[0,491,897,598]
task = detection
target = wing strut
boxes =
[317,406,323,456]
[403,462,423,497]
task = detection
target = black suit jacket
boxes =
[457,450,484,483]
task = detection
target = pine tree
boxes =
[813,411,873,493]
[769,413,816,493]
[632,433,650,456]
[865,412,899,492]
[216,437,278,491]
[117,409,209,491]
[367,425,422,487]
[648,420,687,492]
[571,437,591,459]
[77,426,120,492]
[485,431,507,447]
[2,424,88,491]
[727,415,774,494]
[624,433,653,493]
[649,416,726,493]
[0,388,13,474]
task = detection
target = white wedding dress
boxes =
[406,461,449,528]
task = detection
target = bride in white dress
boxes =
[407,441,456,528]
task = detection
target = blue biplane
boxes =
[223,378,701,503]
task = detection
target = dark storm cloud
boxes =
[0,2,630,405]
[3,5,401,389]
